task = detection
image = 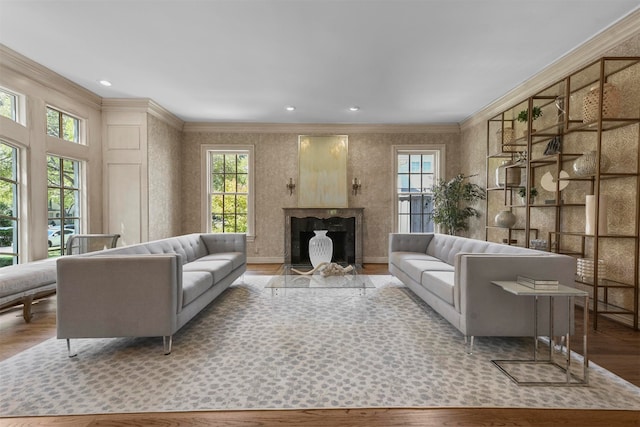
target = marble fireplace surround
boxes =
[284,208,364,267]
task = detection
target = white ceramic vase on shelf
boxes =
[308,230,333,268]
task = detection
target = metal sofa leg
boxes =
[163,335,172,355]
[465,335,475,355]
[66,339,77,358]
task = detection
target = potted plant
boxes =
[517,187,538,204]
[429,174,486,235]
[516,106,543,123]
[517,106,543,137]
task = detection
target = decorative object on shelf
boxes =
[573,150,611,177]
[496,127,515,151]
[540,170,570,192]
[543,136,562,155]
[351,177,361,195]
[583,82,621,123]
[308,230,333,268]
[517,187,538,204]
[516,106,543,136]
[286,177,296,195]
[429,174,486,235]
[585,195,608,235]
[577,258,607,282]
[514,151,527,163]
[495,160,521,188]
[530,239,548,251]
[494,210,516,228]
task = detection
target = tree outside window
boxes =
[46,107,80,143]
[209,152,249,233]
[0,141,18,267]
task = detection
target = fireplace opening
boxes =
[291,217,355,266]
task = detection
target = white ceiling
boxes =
[1,1,638,124]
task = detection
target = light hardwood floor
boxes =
[1,263,638,427]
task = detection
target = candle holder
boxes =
[352,178,361,195]
[286,178,295,196]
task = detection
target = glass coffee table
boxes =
[265,264,374,296]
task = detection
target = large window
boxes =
[0,88,18,122]
[46,107,81,143]
[0,141,19,267]
[205,147,253,235]
[395,148,443,233]
[47,155,81,256]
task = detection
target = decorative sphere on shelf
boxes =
[572,151,610,177]
[494,210,517,228]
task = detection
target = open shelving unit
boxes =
[486,57,640,330]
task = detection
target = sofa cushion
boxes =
[421,270,455,305]
[402,259,454,282]
[183,260,233,283]
[196,252,246,270]
[427,234,538,265]
[181,271,214,307]
[0,258,57,298]
[389,252,441,268]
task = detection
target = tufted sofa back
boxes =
[87,233,209,264]
[427,233,540,266]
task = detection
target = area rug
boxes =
[1,275,639,417]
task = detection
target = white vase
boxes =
[585,195,607,235]
[309,230,333,267]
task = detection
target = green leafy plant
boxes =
[429,174,486,235]
[517,187,538,198]
[516,106,543,122]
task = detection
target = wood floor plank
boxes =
[1,263,638,426]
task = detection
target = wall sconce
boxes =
[286,178,296,195]
[352,177,361,195]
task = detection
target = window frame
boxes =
[392,145,446,233]
[46,154,83,256]
[0,140,20,266]
[201,144,255,241]
[0,86,26,125]
[45,106,84,145]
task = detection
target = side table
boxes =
[491,280,589,386]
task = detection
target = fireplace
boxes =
[284,208,363,267]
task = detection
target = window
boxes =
[0,88,18,122]
[47,155,81,256]
[204,146,254,236]
[394,147,444,233]
[0,141,19,267]
[46,107,81,143]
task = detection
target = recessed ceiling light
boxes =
[99,80,112,87]
[349,106,360,111]
[285,106,296,111]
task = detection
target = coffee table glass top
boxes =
[265,264,374,289]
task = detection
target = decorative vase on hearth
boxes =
[309,230,333,268]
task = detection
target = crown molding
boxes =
[0,44,103,110]
[460,8,640,131]
[101,98,184,130]
[182,122,460,134]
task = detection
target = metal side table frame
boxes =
[491,280,589,387]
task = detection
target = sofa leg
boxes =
[66,339,77,358]
[22,296,33,323]
[163,335,172,355]
[465,335,475,355]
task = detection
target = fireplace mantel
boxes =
[284,207,363,267]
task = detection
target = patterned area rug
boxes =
[1,275,639,416]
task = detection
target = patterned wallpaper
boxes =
[181,131,460,261]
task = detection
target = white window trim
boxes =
[391,144,446,233]
[200,144,255,241]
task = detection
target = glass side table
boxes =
[491,280,589,386]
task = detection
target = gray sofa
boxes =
[56,233,246,356]
[388,233,576,345]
